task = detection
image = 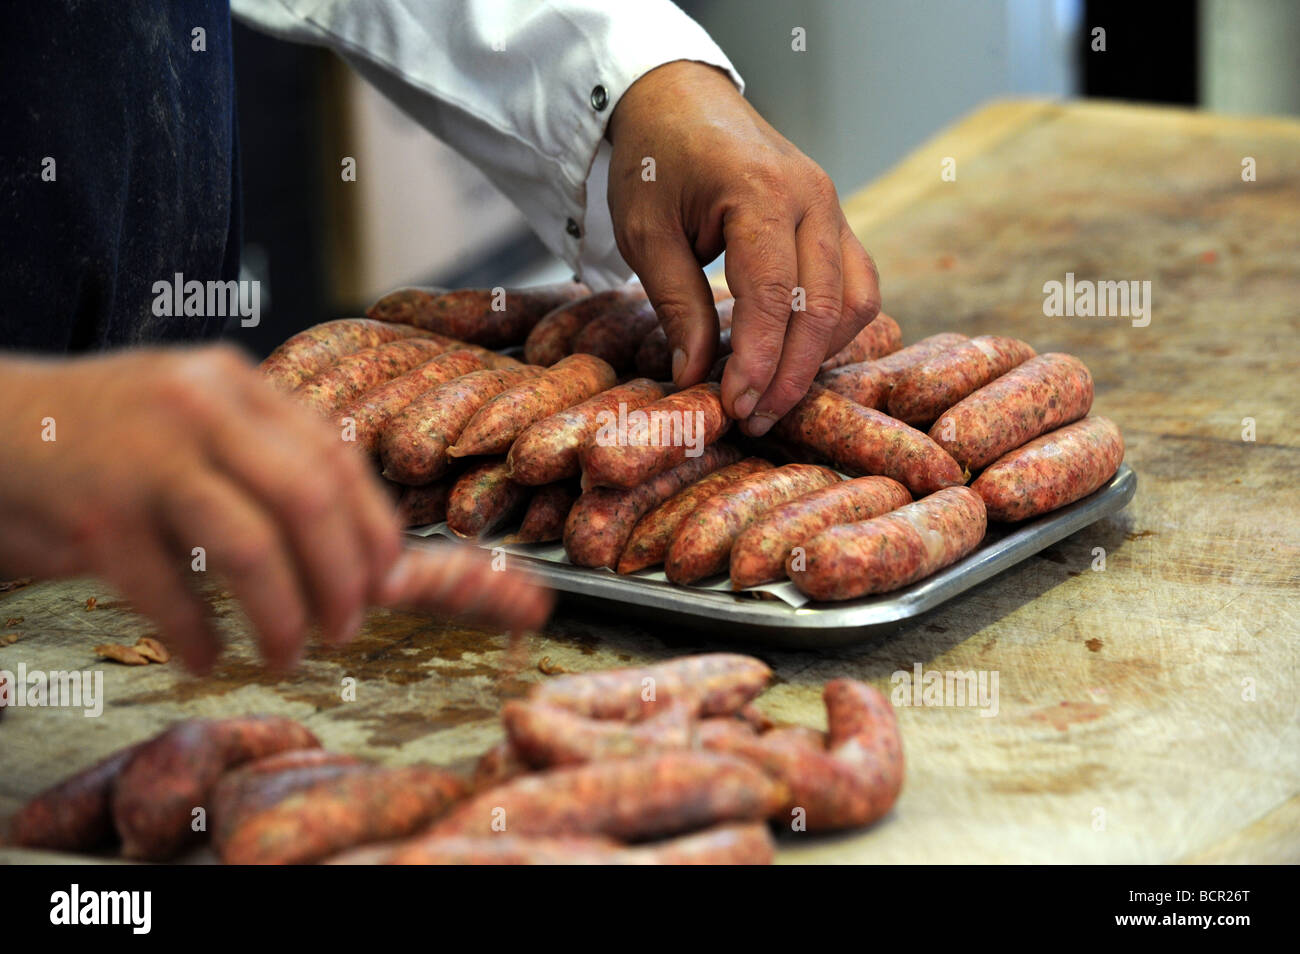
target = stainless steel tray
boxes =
[407,464,1136,649]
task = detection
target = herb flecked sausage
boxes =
[887,335,1037,425]
[366,282,588,348]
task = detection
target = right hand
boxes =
[0,345,552,672]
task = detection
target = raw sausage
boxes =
[971,416,1123,521]
[259,318,431,392]
[929,352,1094,470]
[111,716,319,860]
[502,700,694,767]
[366,282,588,348]
[888,335,1037,425]
[774,385,964,495]
[817,332,967,409]
[787,486,987,600]
[292,338,451,417]
[701,679,903,831]
[729,476,912,589]
[818,313,902,371]
[380,366,542,485]
[503,483,578,544]
[335,349,485,453]
[571,298,659,371]
[579,383,731,490]
[7,742,146,851]
[217,765,466,865]
[563,442,742,568]
[446,459,529,538]
[427,752,785,841]
[665,464,841,584]
[507,378,664,486]
[523,287,647,366]
[395,480,453,527]
[449,354,617,458]
[528,653,772,720]
[617,458,774,574]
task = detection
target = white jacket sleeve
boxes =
[231,0,743,289]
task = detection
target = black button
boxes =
[590,85,608,111]
[565,218,581,238]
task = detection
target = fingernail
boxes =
[746,413,777,438]
[671,348,687,381]
[734,388,760,420]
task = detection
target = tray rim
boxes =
[406,464,1137,647]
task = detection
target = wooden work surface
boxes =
[1,100,1297,864]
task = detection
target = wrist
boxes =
[607,59,739,144]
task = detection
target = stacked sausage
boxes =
[259,283,1124,601]
[7,655,904,865]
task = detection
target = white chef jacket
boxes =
[231,0,743,290]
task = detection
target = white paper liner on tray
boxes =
[404,522,812,607]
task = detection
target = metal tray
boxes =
[407,464,1136,649]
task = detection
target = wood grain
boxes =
[1,99,1297,863]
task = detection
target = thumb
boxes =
[625,229,719,387]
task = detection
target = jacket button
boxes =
[566,218,581,238]
[590,85,608,111]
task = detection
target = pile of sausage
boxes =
[258,282,1124,600]
[6,654,903,865]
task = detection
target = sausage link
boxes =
[971,416,1124,521]
[818,313,902,371]
[7,742,147,851]
[292,338,452,417]
[366,282,588,348]
[788,486,987,600]
[472,740,531,792]
[334,822,774,865]
[617,458,774,574]
[260,318,433,392]
[579,383,731,490]
[395,480,453,527]
[502,700,694,768]
[523,287,648,366]
[427,752,785,841]
[774,385,964,495]
[111,716,320,860]
[929,352,1094,470]
[571,299,659,371]
[335,349,485,453]
[817,332,968,409]
[729,475,912,589]
[503,483,578,544]
[380,366,543,485]
[449,353,617,458]
[635,299,734,379]
[217,765,467,865]
[446,459,529,538]
[507,378,664,486]
[563,442,742,568]
[528,653,772,720]
[888,335,1037,425]
[210,750,368,850]
[702,679,903,831]
[665,464,841,584]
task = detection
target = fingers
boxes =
[720,212,799,425]
[242,373,403,590]
[103,527,221,675]
[746,203,844,434]
[618,224,720,387]
[379,545,555,634]
[159,473,310,671]
[831,216,883,357]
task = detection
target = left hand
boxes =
[606,60,882,436]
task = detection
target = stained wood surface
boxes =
[2,99,1297,863]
